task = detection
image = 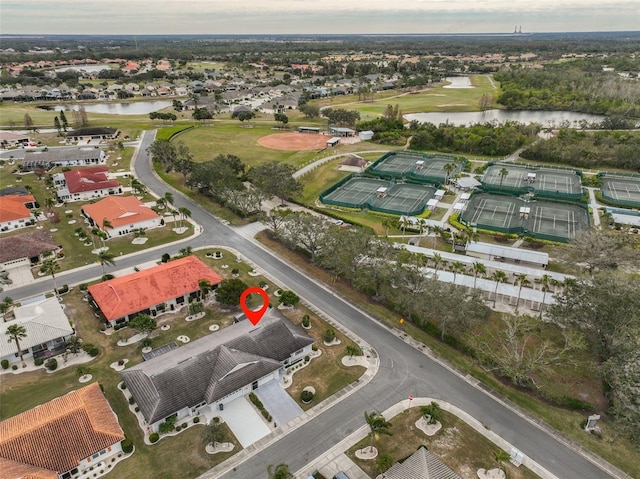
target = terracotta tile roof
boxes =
[88,256,223,321]
[0,383,124,477]
[81,196,159,229]
[63,167,120,194]
[0,195,35,223]
[0,457,58,479]
[0,229,59,264]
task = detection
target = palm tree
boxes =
[471,261,487,290]
[178,207,191,229]
[491,270,509,307]
[156,197,166,209]
[131,179,147,196]
[6,324,27,367]
[198,279,212,299]
[164,191,174,207]
[449,261,466,285]
[364,411,393,453]
[40,258,60,295]
[0,296,15,316]
[180,246,193,257]
[535,274,552,319]
[97,250,116,275]
[102,218,113,238]
[432,253,444,276]
[417,218,427,246]
[381,218,393,237]
[400,216,410,236]
[443,163,455,186]
[432,225,444,249]
[44,197,56,210]
[498,167,509,190]
[266,464,294,479]
[514,273,531,313]
[494,449,512,472]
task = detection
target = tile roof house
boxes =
[0,383,126,479]
[53,167,122,203]
[22,148,106,171]
[377,446,462,479]
[81,196,161,238]
[0,195,37,233]
[0,229,61,269]
[87,256,223,326]
[121,310,314,431]
[0,297,74,365]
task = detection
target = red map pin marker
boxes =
[240,286,269,326]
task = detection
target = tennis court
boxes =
[461,193,521,231]
[535,171,582,196]
[413,159,462,183]
[369,151,425,176]
[601,176,640,208]
[524,201,590,241]
[482,165,529,190]
[482,165,582,197]
[369,183,436,215]
[322,177,388,208]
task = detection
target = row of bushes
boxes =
[249,392,272,422]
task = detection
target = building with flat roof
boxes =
[465,241,549,268]
[22,148,106,170]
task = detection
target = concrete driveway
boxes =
[254,380,303,427]
[219,396,271,448]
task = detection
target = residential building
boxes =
[22,148,106,170]
[87,256,223,327]
[81,196,161,238]
[53,166,122,202]
[121,310,314,432]
[378,445,462,479]
[0,297,74,365]
[0,229,61,270]
[0,194,37,233]
[66,127,119,144]
[0,383,126,479]
[0,131,31,148]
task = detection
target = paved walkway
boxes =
[587,187,602,227]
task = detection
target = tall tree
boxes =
[97,250,116,276]
[40,258,60,295]
[364,411,392,453]
[471,261,487,291]
[491,270,509,307]
[514,273,530,313]
[248,161,302,206]
[567,230,639,276]
[59,109,69,131]
[54,116,62,136]
[23,113,34,131]
[535,274,552,319]
[215,278,249,307]
[5,324,27,368]
[128,314,157,335]
[498,167,509,190]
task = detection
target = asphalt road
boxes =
[9,130,616,479]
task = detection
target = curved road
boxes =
[10,131,619,479]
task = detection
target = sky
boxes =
[1,0,639,35]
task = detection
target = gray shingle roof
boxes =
[380,446,462,479]
[121,311,313,424]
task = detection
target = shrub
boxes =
[79,283,88,291]
[312,344,318,352]
[120,383,127,390]
[304,355,310,363]
[149,433,159,443]
[231,268,239,275]
[11,364,18,370]
[128,397,135,405]
[193,417,200,423]
[83,343,100,357]
[118,359,125,366]
[56,284,69,294]
[175,426,182,432]
[45,358,58,371]
[323,329,336,343]
[301,390,314,403]
[135,407,140,412]
[121,439,133,454]
[161,253,171,263]
[1,359,9,370]
[181,423,187,428]
[302,315,310,327]
[34,358,44,366]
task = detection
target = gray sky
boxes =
[1,0,638,35]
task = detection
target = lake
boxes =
[404,109,607,127]
[66,100,173,115]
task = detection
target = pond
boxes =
[65,100,173,115]
[404,109,607,127]
[443,76,474,89]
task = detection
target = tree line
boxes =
[146,139,302,217]
[521,129,640,171]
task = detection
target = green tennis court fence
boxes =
[489,161,583,176]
